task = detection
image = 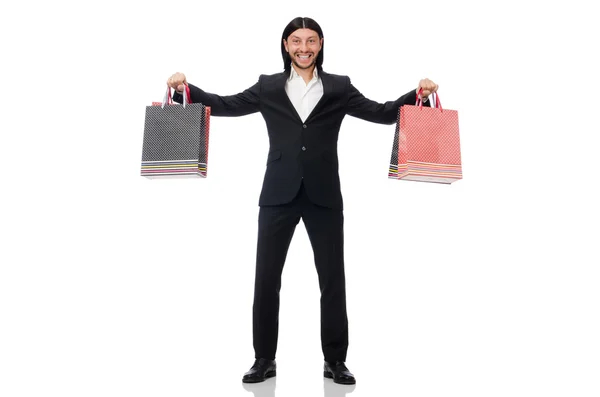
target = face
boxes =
[283,28,323,70]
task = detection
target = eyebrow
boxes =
[290,35,318,40]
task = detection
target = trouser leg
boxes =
[302,201,348,362]
[253,199,301,359]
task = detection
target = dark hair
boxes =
[281,17,324,74]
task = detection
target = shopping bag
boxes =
[141,85,211,178]
[388,89,462,184]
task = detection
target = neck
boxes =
[292,63,316,84]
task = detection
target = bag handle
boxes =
[161,84,192,108]
[416,88,442,110]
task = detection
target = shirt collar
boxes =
[288,64,319,81]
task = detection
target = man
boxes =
[167,17,438,385]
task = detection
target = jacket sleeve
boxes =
[345,77,429,125]
[172,76,262,117]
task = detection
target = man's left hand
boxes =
[417,78,439,97]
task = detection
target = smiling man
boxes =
[167,17,438,385]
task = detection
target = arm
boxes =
[172,77,262,117]
[345,78,430,125]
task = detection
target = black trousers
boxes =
[252,181,348,363]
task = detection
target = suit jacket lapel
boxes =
[276,73,303,122]
[306,70,331,123]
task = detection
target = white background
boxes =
[1,1,599,396]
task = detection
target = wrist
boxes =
[416,88,428,102]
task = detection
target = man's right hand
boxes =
[167,72,187,93]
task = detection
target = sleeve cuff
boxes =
[172,90,184,103]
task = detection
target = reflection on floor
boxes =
[242,376,356,397]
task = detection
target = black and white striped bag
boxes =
[141,86,211,178]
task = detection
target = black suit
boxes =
[174,70,421,362]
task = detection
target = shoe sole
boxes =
[242,370,276,383]
[324,371,356,385]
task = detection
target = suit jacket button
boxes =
[302,146,306,151]
[303,124,307,128]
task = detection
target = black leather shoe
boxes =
[324,361,356,385]
[242,358,276,383]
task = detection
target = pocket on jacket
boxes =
[266,150,281,165]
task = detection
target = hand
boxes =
[417,78,438,98]
[167,72,187,93]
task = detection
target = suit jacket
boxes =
[174,70,423,210]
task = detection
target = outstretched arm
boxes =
[346,82,419,125]
[168,72,261,117]
[345,77,438,125]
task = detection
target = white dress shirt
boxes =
[284,65,323,122]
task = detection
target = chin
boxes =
[293,59,316,69]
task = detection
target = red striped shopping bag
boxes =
[388,89,462,184]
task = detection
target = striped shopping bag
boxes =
[388,89,462,184]
[141,85,211,178]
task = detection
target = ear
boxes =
[283,39,289,53]
[320,37,324,49]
